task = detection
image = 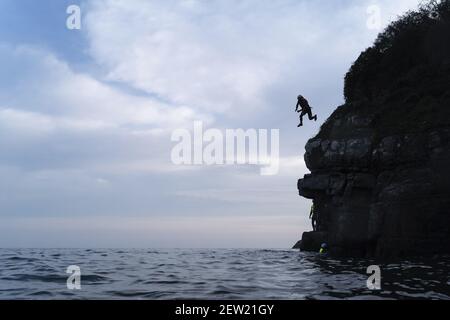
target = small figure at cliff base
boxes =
[319,243,328,254]
[296,95,317,127]
[309,203,318,231]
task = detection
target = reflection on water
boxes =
[0,249,448,300]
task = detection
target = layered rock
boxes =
[296,1,450,258]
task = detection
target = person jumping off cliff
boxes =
[296,95,317,127]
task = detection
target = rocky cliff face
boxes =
[297,1,450,258]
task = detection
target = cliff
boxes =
[297,1,450,258]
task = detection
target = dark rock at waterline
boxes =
[298,232,328,253]
[295,1,450,258]
[292,240,302,249]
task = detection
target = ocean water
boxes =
[0,249,449,300]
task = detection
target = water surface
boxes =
[0,249,448,300]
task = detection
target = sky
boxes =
[0,0,423,248]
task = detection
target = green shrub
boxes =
[344,0,450,103]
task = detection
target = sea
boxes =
[0,249,449,300]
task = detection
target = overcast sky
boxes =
[0,0,422,248]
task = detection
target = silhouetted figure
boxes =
[296,95,317,127]
[309,203,318,231]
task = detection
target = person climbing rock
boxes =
[296,95,317,127]
[309,203,318,231]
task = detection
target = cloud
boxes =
[0,44,215,174]
[0,45,210,131]
[84,0,347,114]
[84,0,423,119]
[0,0,424,247]
[85,0,282,112]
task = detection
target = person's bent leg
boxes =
[307,110,318,122]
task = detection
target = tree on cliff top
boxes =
[344,0,450,103]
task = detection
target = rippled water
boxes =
[0,249,448,300]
